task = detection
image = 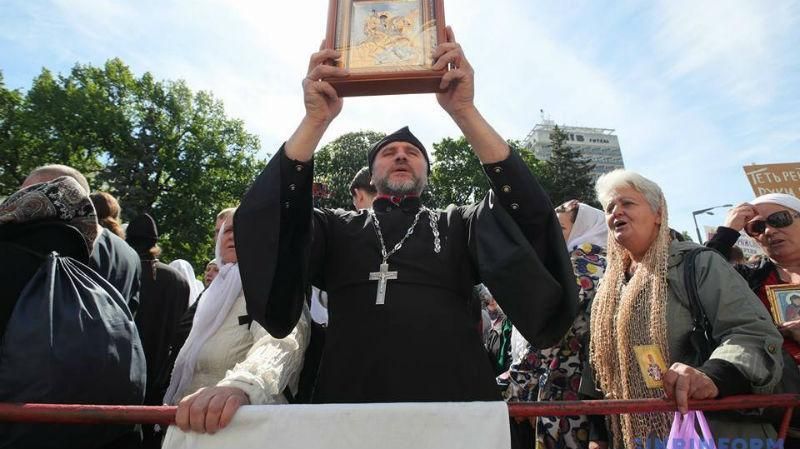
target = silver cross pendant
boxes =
[368,262,398,305]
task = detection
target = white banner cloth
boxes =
[163,401,511,449]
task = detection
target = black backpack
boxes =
[0,244,146,448]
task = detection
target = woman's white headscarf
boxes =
[752,193,800,213]
[565,202,608,251]
[163,218,242,405]
[168,259,205,307]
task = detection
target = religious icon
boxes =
[324,0,446,96]
[766,284,800,324]
[633,345,668,389]
[345,2,430,70]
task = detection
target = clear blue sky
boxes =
[2,0,798,237]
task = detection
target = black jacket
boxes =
[705,226,775,291]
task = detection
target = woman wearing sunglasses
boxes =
[707,193,800,440]
[708,193,800,358]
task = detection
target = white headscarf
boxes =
[752,193,800,213]
[168,259,205,307]
[565,202,608,251]
[163,219,242,405]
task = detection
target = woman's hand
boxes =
[662,362,719,414]
[175,386,251,434]
[723,203,758,231]
[779,319,800,343]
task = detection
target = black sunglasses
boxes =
[745,210,800,237]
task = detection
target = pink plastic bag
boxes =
[666,411,717,449]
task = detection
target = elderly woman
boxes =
[708,193,800,363]
[583,170,783,447]
[164,212,309,435]
[707,193,800,439]
[203,259,220,287]
[502,200,608,449]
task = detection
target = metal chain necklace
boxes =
[426,208,441,253]
[367,205,441,305]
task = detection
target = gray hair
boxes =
[374,171,428,197]
[216,207,237,221]
[595,169,663,213]
[24,164,90,194]
[474,284,493,304]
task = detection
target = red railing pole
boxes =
[1,395,798,427]
[0,403,177,426]
[507,394,800,417]
[778,407,795,441]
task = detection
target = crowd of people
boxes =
[0,25,798,449]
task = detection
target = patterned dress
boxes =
[501,243,607,449]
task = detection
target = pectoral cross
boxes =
[369,262,398,305]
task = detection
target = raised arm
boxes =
[433,26,509,164]
[285,42,350,162]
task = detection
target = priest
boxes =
[239,24,579,399]
[175,27,578,433]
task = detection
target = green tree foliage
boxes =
[313,130,385,209]
[428,137,545,208]
[541,125,597,207]
[0,59,264,272]
[0,72,27,191]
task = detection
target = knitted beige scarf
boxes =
[589,199,672,447]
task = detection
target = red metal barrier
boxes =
[0,404,177,425]
[507,394,800,417]
[1,395,798,438]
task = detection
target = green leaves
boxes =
[0,72,26,191]
[314,131,386,209]
[1,59,600,273]
[311,131,557,211]
[428,137,545,208]
[540,125,598,208]
[0,59,264,273]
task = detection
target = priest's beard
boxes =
[376,173,427,197]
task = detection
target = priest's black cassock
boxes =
[134,259,189,406]
[234,144,578,403]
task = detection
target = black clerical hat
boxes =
[126,213,158,247]
[368,126,430,175]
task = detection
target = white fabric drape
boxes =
[163,219,241,405]
[310,287,329,325]
[162,401,511,449]
[217,307,310,404]
[566,202,608,251]
[163,262,242,405]
[168,259,205,306]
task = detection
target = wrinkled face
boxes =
[557,212,574,241]
[219,218,237,264]
[204,263,219,287]
[485,296,498,313]
[214,213,232,240]
[750,203,800,264]
[371,141,428,196]
[604,186,662,258]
